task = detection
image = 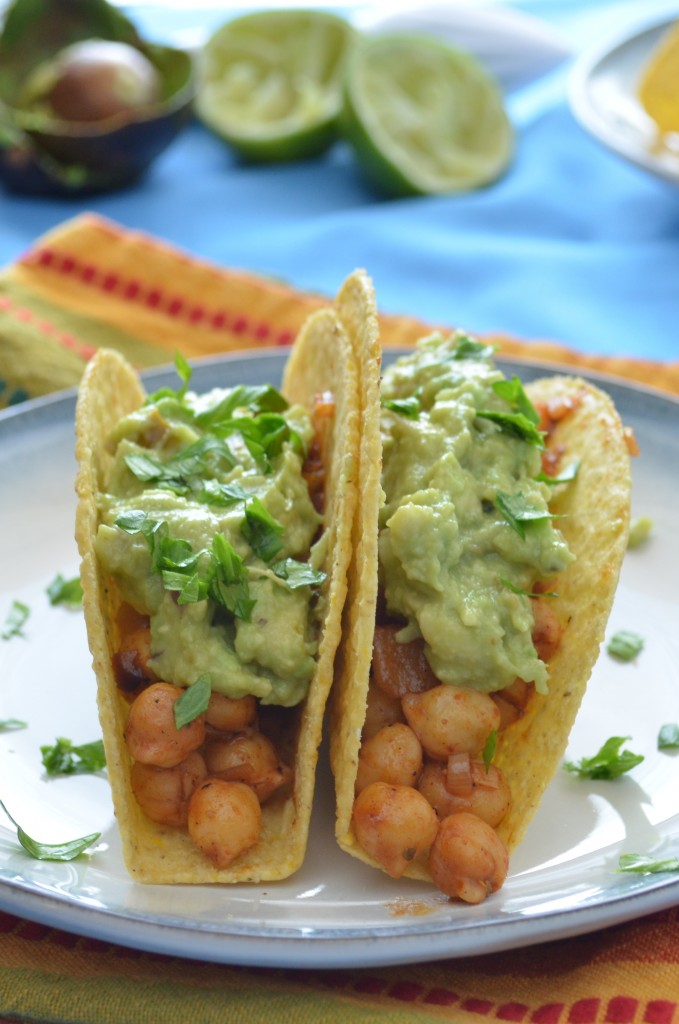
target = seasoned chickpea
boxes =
[124,682,206,768]
[418,761,510,828]
[205,692,257,733]
[130,751,207,827]
[355,723,423,793]
[428,812,509,904]
[402,684,500,761]
[188,779,261,869]
[352,781,439,878]
[531,598,562,663]
[204,733,291,803]
[362,682,405,740]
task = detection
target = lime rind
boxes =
[342,34,513,197]
[196,10,355,162]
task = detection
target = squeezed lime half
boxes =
[196,9,355,162]
[342,34,513,197]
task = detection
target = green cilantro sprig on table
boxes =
[563,736,644,780]
[0,719,27,731]
[607,630,644,661]
[1,600,30,640]
[618,853,679,875]
[40,738,106,776]
[0,798,100,862]
[657,723,679,751]
[46,573,83,608]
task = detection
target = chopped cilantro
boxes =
[271,558,327,589]
[382,396,421,419]
[536,461,580,486]
[495,491,558,540]
[492,377,540,425]
[124,435,237,492]
[146,351,193,404]
[607,630,644,662]
[0,719,27,731]
[563,736,644,780]
[482,729,497,771]
[477,409,545,447]
[174,675,211,730]
[195,384,288,429]
[1,600,30,640]
[0,799,100,861]
[209,533,256,621]
[451,335,495,360]
[242,498,285,563]
[618,853,679,874]
[46,574,83,608]
[41,738,106,776]
[200,480,251,507]
[658,723,679,751]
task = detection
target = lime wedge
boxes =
[638,21,679,135]
[196,10,355,161]
[342,34,513,197]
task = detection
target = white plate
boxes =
[569,12,679,185]
[1,351,679,969]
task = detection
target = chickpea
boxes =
[124,682,206,768]
[355,723,423,793]
[352,781,439,878]
[402,684,500,761]
[362,682,405,740]
[418,761,510,828]
[428,812,509,904]
[130,751,207,827]
[187,779,261,869]
[531,598,562,662]
[205,692,257,734]
[204,733,292,803]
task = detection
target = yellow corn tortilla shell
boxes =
[332,339,632,879]
[75,294,360,883]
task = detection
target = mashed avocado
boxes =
[379,333,573,694]
[95,378,323,707]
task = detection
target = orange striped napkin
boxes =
[1,213,678,1023]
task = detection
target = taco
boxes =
[331,324,632,903]
[75,286,360,883]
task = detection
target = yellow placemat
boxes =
[1,213,678,1022]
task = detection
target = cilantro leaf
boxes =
[492,377,540,425]
[1,600,30,640]
[195,384,288,429]
[0,719,27,731]
[200,480,251,507]
[658,723,679,751]
[46,573,83,608]
[618,853,679,874]
[271,558,327,589]
[607,630,644,662]
[41,738,106,776]
[536,461,580,486]
[495,491,558,539]
[124,436,237,491]
[382,396,421,419]
[174,675,211,730]
[242,498,285,562]
[0,799,100,862]
[563,736,644,780]
[146,351,193,404]
[482,729,497,771]
[451,335,495,360]
[477,409,545,447]
[209,534,256,621]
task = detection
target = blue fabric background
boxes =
[0,0,677,361]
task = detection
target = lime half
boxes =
[638,21,679,135]
[196,10,355,162]
[342,34,513,197]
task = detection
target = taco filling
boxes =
[76,287,360,883]
[333,327,631,904]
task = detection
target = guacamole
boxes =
[95,378,324,707]
[379,333,573,694]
